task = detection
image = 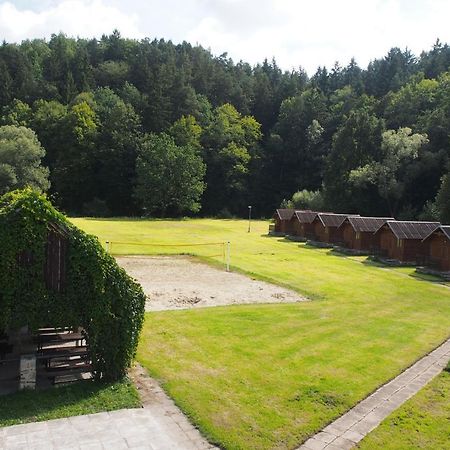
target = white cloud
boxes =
[0,0,142,42]
[0,0,449,74]
[187,0,450,73]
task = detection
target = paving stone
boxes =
[25,430,51,445]
[301,437,328,449]
[341,429,365,443]
[311,431,336,444]
[325,444,347,450]
[350,419,378,435]
[326,436,354,449]
[321,425,342,436]
[351,403,374,415]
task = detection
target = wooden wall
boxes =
[427,234,450,271]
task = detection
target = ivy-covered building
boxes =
[0,189,146,392]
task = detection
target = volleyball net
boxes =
[105,240,231,271]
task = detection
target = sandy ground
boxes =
[116,256,306,311]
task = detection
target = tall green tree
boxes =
[0,99,32,126]
[349,128,428,216]
[134,133,206,216]
[202,103,262,214]
[324,109,385,213]
[0,125,49,194]
[434,171,450,223]
[52,100,98,212]
[267,88,329,203]
[93,88,142,215]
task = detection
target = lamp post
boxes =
[248,205,252,233]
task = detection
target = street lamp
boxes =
[248,205,252,233]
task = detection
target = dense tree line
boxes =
[0,32,449,219]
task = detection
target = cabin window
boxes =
[356,232,361,240]
[397,239,403,248]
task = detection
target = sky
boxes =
[0,0,449,75]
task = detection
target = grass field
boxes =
[73,218,450,449]
[359,365,450,449]
[0,379,141,427]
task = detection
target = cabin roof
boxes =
[377,220,440,240]
[318,213,358,228]
[275,208,295,221]
[343,216,395,232]
[422,225,450,242]
[294,210,318,224]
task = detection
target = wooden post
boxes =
[20,354,36,390]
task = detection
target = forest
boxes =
[0,31,449,220]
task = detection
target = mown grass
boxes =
[73,218,450,449]
[0,378,141,427]
[359,366,450,449]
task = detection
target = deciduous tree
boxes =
[0,125,49,194]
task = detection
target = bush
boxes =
[288,189,324,211]
[0,189,146,381]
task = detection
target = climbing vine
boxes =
[0,188,146,381]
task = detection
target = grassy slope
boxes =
[0,379,141,427]
[73,218,450,449]
[358,368,450,449]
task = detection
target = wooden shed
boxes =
[312,213,358,244]
[421,226,450,272]
[373,221,440,264]
[272,209,295,234]
[339,216,394,252]
[291,211,319,239]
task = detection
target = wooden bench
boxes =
[37,346,90,368]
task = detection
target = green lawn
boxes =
[358,366,450,449]
[0,379,141,427]
[73,218,450,449]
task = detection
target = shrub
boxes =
[288,189,324,211]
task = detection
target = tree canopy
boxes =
[0,125,49,194]
[134,132,206,216]
[0,33,449,219]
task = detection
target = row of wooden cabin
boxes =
[272,209,450,272]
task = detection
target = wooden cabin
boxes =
[421,226,450,272]
[291,211,318,239]
[311,213,357,243]
[339,216,394,251]
[272,209,296,234]
[373,221,440,264]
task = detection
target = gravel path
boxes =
[116,256,306,311]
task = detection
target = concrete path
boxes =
[0,365,217,450]
[0,408,215,450]
[298,337,450,450]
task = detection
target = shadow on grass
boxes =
[408,271,450,285]
[75,216,191,222]
[328,248,371,258]
[0,379,140,427]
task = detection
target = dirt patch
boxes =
[116,256,306,311]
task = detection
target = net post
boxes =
[105,241,110,253]
[226,241,230,272]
